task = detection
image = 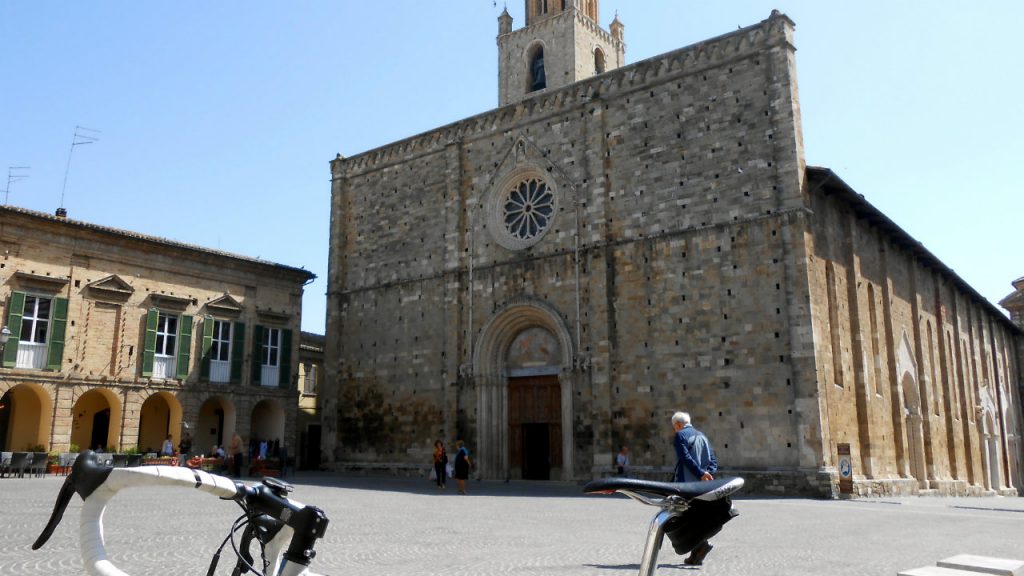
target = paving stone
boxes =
[3,474,1023,576]
[938,555,1024,576]
[899,568,993,576]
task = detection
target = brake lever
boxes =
[32,450,114,550]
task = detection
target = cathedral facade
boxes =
[323,3,1022,497]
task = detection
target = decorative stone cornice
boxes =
[205,293,243,317]
[337,11,794,178]
[148,292,191,310]
[84,275,134,302]
[12,271,70,292]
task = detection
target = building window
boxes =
[210,320,232,382]
[153,313,178,378]
[261,327,281,387]
[488,166,559,251]
[303,363,318,396]
[529,47,546,92]
[16,295,51,369]
[595,47,606,74]
[503,177,554,241]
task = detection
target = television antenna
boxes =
[4,166,30,205]
[59,125,100,211]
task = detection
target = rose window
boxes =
[503,178,554,241]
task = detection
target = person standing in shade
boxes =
[229,432,244,478]
[616,446,630,477]
[453,440,471,495]
[671,411,719,565]
[178,432,193,467]
[160,434,174,457]
[432,440,448,490]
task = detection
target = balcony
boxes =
[15,342,47,370]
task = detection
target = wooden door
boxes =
[509,375,561,479]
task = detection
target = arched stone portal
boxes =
[198,396,237,453]
[72,389,121,452]
[138,392,182,454]
[0,383,53,451]
[473,298,576,481]
[250,399,285,447]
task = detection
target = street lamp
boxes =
[0,325,11,356]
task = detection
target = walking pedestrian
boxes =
[229,432,244,478]
[432,440,448,489]
[669,411,725,566]
[453,440,471,494]
[616,446,630,477]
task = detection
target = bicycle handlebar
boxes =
[33,450,329,576]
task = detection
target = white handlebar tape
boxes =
[78,466,239,576]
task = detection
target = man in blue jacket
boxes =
[671,411,719,565]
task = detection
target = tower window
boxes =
[595,47,605,74]
[530,47,546,91]
[542,0,548,14]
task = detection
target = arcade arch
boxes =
[137,392,183,454]
[250,399,285,446]
[198,396,237,453]
[71,388,121,452]
[0,383,53,451]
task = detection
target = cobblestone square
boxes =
[2,473,1022,575]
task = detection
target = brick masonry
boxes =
[323,8,1023,497]
[0,206,313,456]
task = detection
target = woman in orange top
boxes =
[432,440,448,489]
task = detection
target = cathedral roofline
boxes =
[333,10,795,177]
[807,166,1018,333]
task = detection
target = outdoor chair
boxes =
[30,452,49,477]
[8,452,31,478]
[61,453,79,475]
[111,454,129,468]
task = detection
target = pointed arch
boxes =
[473,297,575,481]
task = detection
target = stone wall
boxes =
[804,169,1023,496]
[326,12,828,489]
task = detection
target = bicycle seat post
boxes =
[638,508,675,576]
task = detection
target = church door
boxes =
[509,375,561,480]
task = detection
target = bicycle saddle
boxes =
[583,477,744,502]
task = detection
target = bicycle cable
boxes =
[206,512,249,576]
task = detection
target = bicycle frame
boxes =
[33,451,329,576]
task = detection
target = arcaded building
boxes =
[323,3,1022,496]
[0,206,314,456]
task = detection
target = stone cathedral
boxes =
[324,2,1022,497]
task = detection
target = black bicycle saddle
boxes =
[583,477,743,501]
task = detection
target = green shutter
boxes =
[230,321,245,383]
[175,314,193,379]
[200,316,214,379]
[45,297,69,370]
[141,308,158,377]
[251,324,264,385]
[279,328,293,388]
[2,291,26,368]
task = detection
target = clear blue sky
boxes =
[3,1,1020,334]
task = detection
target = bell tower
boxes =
[497,0,625,106]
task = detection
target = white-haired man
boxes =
[670,411,719,565]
